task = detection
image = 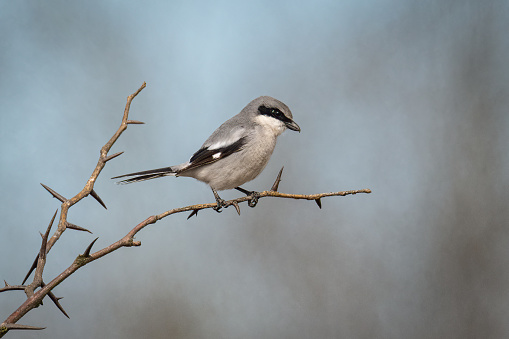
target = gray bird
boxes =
[112,96,300,211]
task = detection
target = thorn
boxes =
[270,166,284,191]
[187,209,199,220]
[90,189,107,209]
[40,210,58,260]
[83,237,99,257]
[3,323,46,331]
[315,198,322,209]
[22,254,39,285]
[4,280,9,287]
[232,201,241,216]
[126,120,145,124]
[28,211,58,284]
[41,282,69,319]
[66,222,93,234]
[49,291,69,318]
[40,183,67,202]
[104,151,124,162]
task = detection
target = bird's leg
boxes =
[211,188,226,212]
[235,187,260,208]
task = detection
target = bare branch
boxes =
[43,82,147,257]
[0,83,147,337]
[156,188,372,221]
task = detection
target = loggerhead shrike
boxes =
[112,96,300,211]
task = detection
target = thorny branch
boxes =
[0,82,146,337]
[0,83,371,337]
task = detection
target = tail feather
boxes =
[112,166,175,184]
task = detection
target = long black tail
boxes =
[111,166,175,184]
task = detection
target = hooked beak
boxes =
[285,120,301,132]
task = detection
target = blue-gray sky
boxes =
[1,1,508,338]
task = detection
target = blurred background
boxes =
[1,0,508,338]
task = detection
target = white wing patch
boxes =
[212,152,222,159]
[208,128,246,150]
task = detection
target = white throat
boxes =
[255,115,286,136]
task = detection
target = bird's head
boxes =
[251,96,300,136]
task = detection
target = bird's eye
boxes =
[258,105,286,120]
[271,109,282,117]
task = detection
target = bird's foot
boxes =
[213,197,227,213]
[235,187,261,208]
[247,191,260,208]
[212,188,227,213]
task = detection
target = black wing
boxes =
[179,137,247,174]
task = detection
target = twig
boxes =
[0,281,25,293]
